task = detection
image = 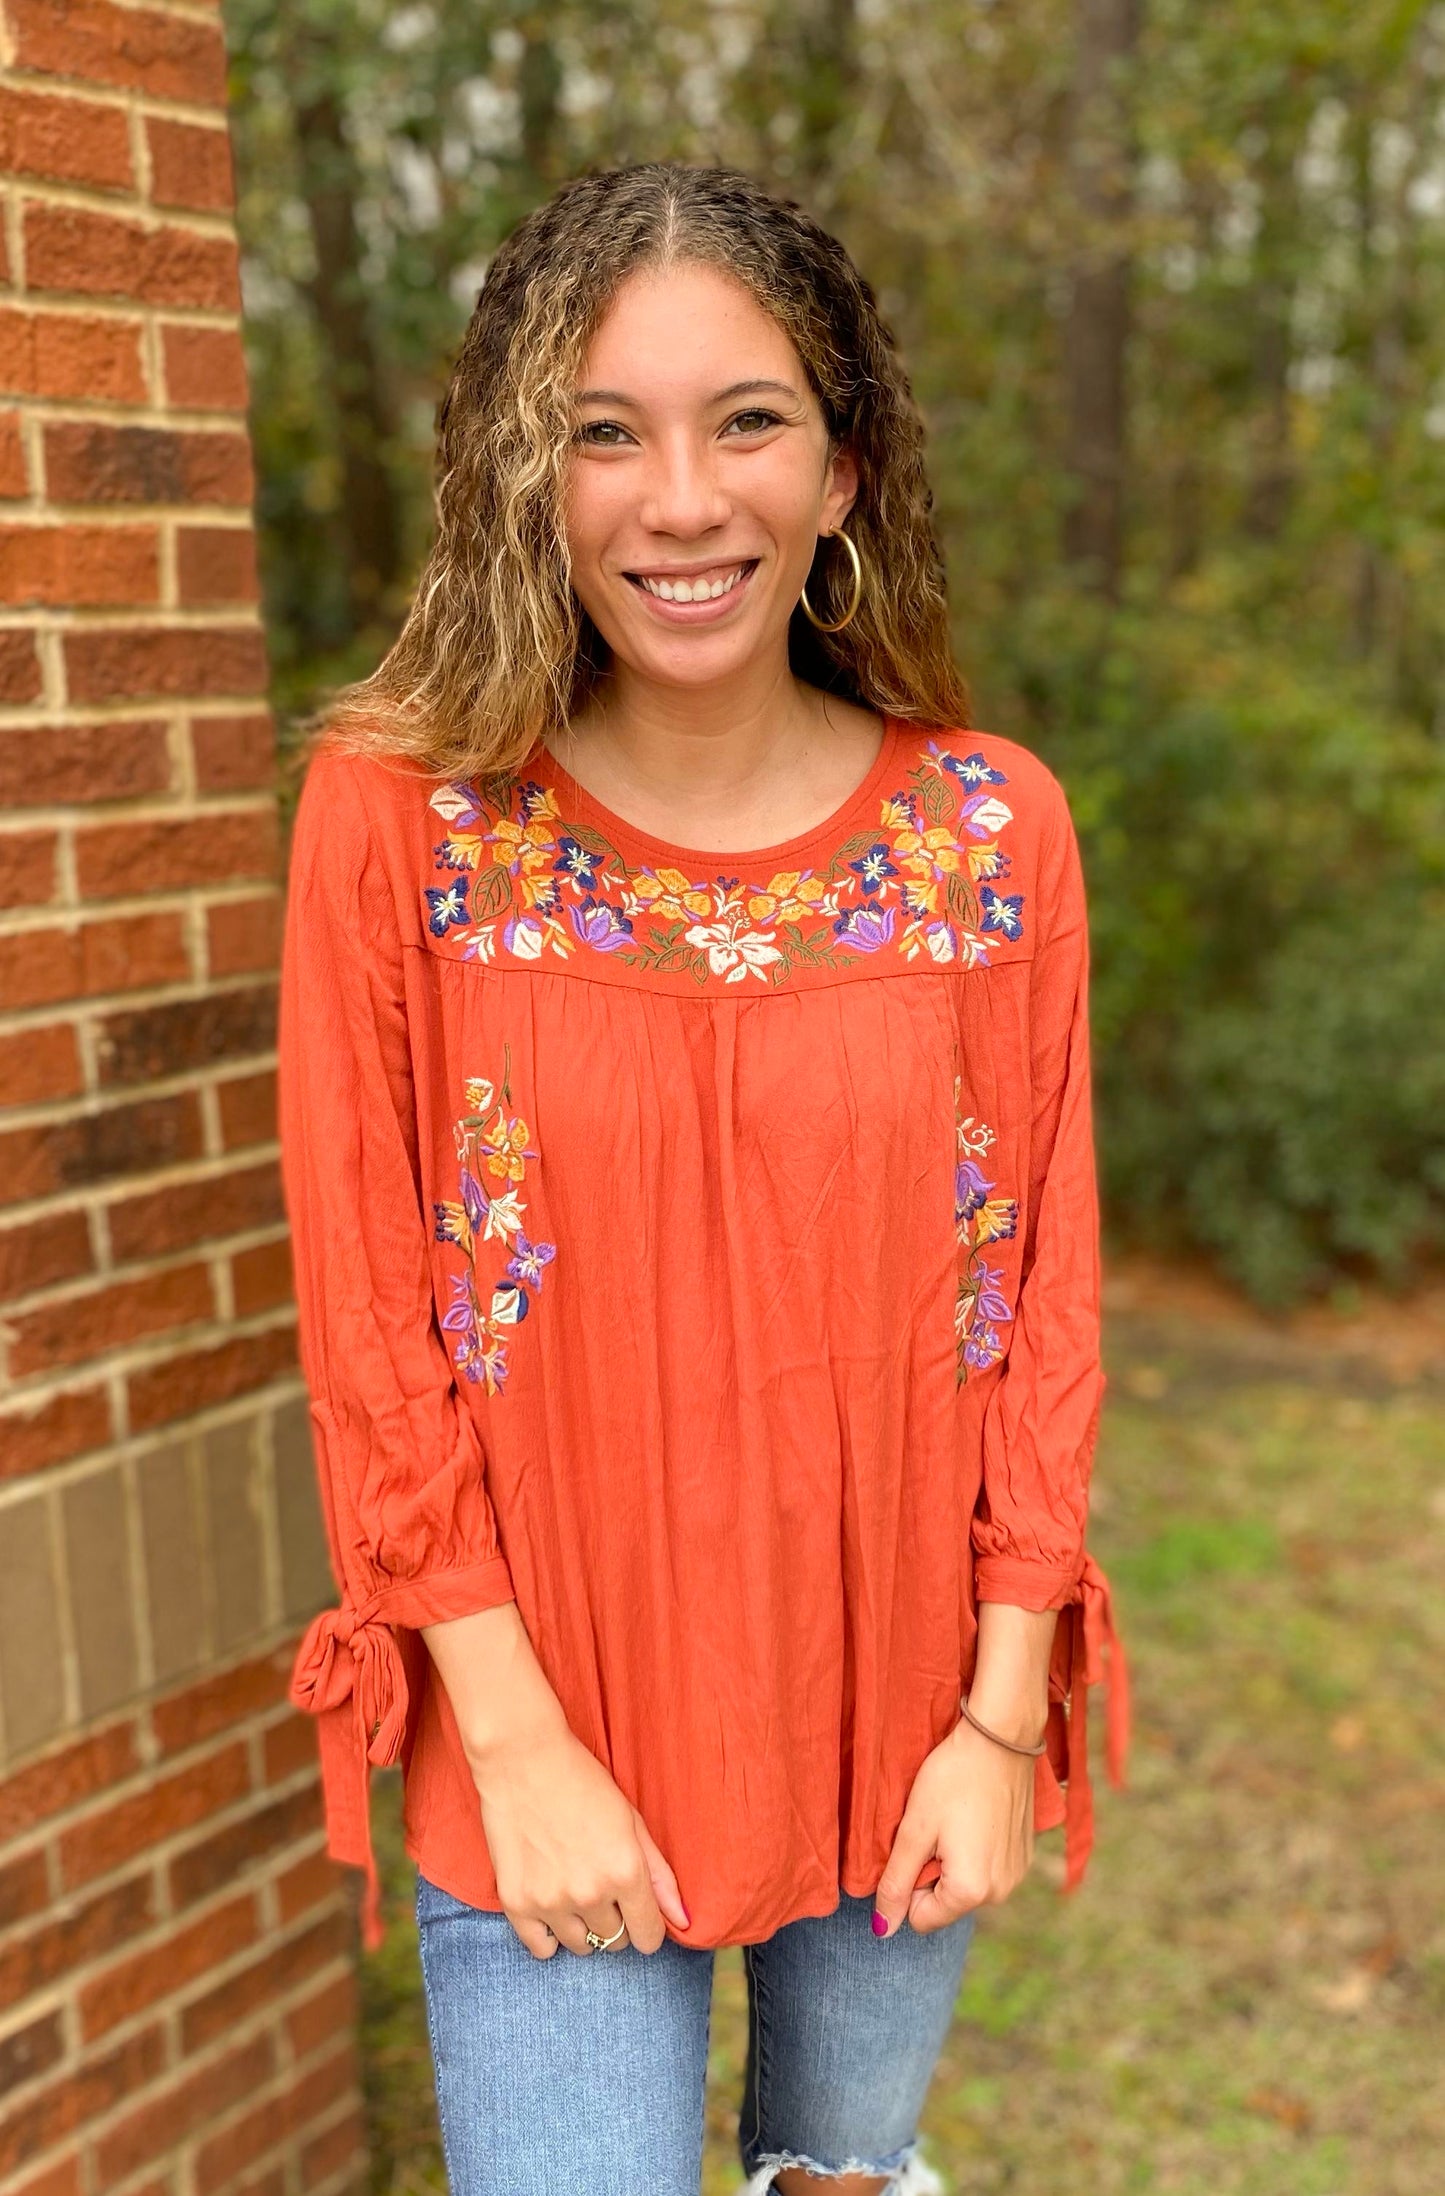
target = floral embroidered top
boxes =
[279,714,1129,1952]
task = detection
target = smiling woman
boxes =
[277,162,1127,2196]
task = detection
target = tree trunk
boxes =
[1063,0,1141,597]
[291,67,402,631]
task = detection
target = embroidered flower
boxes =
[424,738,1027,985]
[952,1073,1019,1384]
[980,886,1026,940]
[434,1047,555,1396]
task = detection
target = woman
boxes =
[280,162,1128,2196]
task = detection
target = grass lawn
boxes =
[357,1276,1445,2194]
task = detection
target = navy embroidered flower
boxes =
[980,886,1025,940]
[848,841,898,896]
[425,880,472,936]
[555,835,605,889]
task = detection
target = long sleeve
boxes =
[972,769,1129,1884]
[277,742,515,1945]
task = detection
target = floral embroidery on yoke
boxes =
[953,1082,1019,1383]
[433,1044,555,1395]
[422,740,1026,986]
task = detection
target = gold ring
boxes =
[584,1918,627,1950]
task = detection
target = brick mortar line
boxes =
[0,1748,325,1888]
[0,1218,291,1321]
[3,2004,359,2192]
[0,699,270,730]
[0,1633,320,1805]
[0,962,277,1033]
[0,1753,332,1910]
[0,1370,308,1478]
[0,1917,356,2104]
[0,607,264,631]
[0,512,254,530]
[0,880,280,934]
[0,392,252,427]
[11,178,237,241]
[0,1032,278,1093]
[0,296,231,327]
[0,824,276,868]
[0,1299,298,1410]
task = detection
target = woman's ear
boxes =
[820,443,860,534]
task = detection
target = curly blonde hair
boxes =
[314,162,969,782]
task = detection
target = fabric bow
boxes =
[1044,1547,1131,1890]
[289,1598,410,1949]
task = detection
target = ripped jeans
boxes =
[415,1870,975,2195]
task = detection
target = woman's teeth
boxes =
[636,565,747,603]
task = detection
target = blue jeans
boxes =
[415,1870,975,2194]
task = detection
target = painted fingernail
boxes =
[871,1911,889,1937]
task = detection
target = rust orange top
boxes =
[279,715,1129,1950]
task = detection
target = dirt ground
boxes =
[359,1264,1445,2195]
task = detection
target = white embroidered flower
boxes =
[428,786,477,822]
[925,923,956,964]
[508,917,545,961]
[965,795,1013,838]
[684,919,784,982]
[483,1189,525,1242]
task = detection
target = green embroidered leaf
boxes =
[919,773,951,823]
[471,864,513,921]
[947,873,980,926]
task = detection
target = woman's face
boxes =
[563,260,858,693]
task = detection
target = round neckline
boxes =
[533,713,901,869]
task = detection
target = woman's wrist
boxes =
[966,1602,1057,1747]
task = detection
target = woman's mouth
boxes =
[624,560,758,618]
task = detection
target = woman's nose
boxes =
[637,436,732,540]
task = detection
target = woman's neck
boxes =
[545,656,884,852]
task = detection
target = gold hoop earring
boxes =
[800,526,864,634]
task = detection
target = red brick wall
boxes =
[0,4,366,2190]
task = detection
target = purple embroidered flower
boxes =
[425,881,471,935]
[555,836,604,889]
[506,1235,556,1290]
[963,1319,1004,1371]
[569,899,634,951]
[973,1263,1014,1324]
[848,841,898,896]
[955,1159,992,1221]
[833,903,896,952]
[980,886,1025,940]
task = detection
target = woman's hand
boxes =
[469,1719,691,1961]
[420,1600,690,1961]
[871,1717,1037,1938]
[872,1602,1057,1938]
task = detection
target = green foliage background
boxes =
[224,0,1445,1304]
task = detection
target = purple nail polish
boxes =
[871,1910,888,1936]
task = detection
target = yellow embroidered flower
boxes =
[480,1115,534,1183]
[880,795,913,830]
[894,823,962,875]
[491,815,557,865]
[463,1077,495,1113]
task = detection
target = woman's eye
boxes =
[723,408,783,436]
[575,419,633,448]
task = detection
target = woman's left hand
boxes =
[871,1718,1037,1938]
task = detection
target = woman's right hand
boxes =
[470,1720,690,1960]
[420,1600,689,1961]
